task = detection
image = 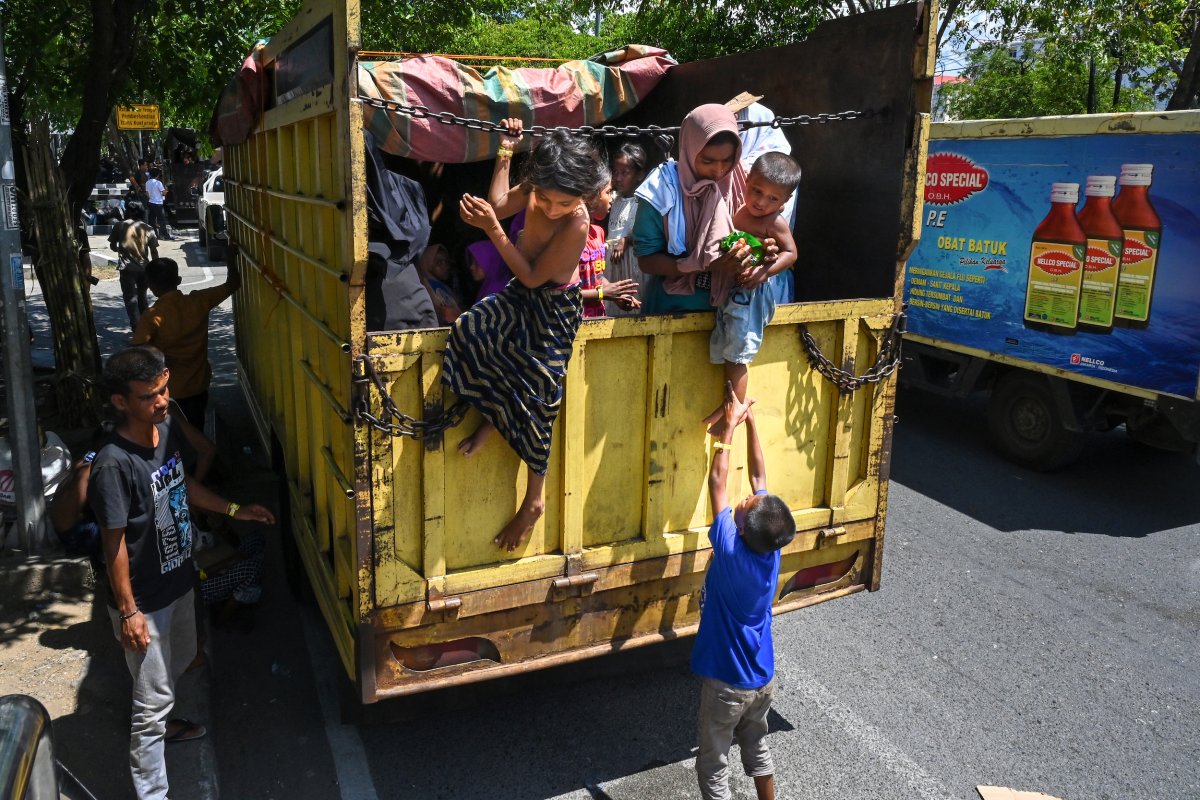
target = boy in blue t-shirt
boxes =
[692,381,797,800]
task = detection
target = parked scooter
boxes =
[0,425,73,547]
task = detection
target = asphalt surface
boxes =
[211,388,1199,800]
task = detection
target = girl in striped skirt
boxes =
[448,120,606,552]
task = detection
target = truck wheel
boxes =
[988,372,1086,470]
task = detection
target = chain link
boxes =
[799,309,906,395]
[354,96,872,140]
[354,355,469,440]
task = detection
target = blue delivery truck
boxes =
[900,111,1200,469]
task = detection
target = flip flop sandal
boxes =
[165,718,207,744]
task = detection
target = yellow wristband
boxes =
[497,147,513,158]
[712,441,733,451]
[597,285,605,302]
[226,502,241,518]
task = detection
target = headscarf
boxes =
[668,104,746,306]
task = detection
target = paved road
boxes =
[211,385,1200,800]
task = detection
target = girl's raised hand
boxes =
[460,194,500,232]
[499,118,524,151]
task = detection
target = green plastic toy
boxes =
[719,231,765,266]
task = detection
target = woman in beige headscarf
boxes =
[632,104,759,313]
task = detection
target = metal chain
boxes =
[799,309,906,395]
[354,96,872,140]
[354,355,469,440]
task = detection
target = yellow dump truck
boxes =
[214,0,934,702]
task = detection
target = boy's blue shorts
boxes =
[710,284,777,365]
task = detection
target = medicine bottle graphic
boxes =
[1076,176,1123,333]
[1024,182,1086,335]
[1111,163,1161,328]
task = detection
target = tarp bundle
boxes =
[358,46,675,164]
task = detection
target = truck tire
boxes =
[988,372,1086,470]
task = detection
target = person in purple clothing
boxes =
[692,381,797,800]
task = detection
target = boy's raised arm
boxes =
[708,381,753,512]
[746,407,767,493]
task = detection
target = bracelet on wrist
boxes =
[712,441,733,451]
[226,501,241,518]
[119,608,141,621]
[496,147,513,159]
[597,285,605,302]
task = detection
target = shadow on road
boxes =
[890,387,1200,538]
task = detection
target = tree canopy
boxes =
[939,0,1200,118]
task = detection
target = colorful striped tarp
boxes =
[359,46,675,164]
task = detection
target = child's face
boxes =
[743,173,793,219]
[468,256,485,283]
[693,141,738,183]
[611,156,644,197]
[421,246,452,282]
[533,186,583,220]
[589,180,614,220]
[734,493,764,531]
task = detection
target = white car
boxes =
[195,168,226,261]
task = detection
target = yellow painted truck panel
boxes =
[221,0,932,700]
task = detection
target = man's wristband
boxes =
[712,441,733,451]
[497,147,514,159]
[226,502,241,518]
[597,284,605,302]
[119,609,141,621]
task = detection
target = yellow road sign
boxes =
[116,104,161,131]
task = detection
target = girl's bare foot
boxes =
[493,498,545,552]
[458,420,496,456]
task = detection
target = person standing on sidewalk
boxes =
[89,345,275,800]
[109,202,159,330]
[145,168,172,241]
[133,250,240,427]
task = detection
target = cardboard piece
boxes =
[724,91,764,112]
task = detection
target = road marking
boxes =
[777,654,957,800]
[182,267,214,287]
[300,607,381,800]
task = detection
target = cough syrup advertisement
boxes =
[905,131,1200,400]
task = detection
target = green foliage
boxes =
[960,0,1198,109]
[603,0,825,63]
[941,42,1156,120]
[123,1,303,133]
[441,17,608,61]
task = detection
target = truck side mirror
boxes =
[190,186,200,197]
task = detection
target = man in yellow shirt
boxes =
[133,248,240,427]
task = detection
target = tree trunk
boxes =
[1167,19,1200,110]
[1087,57,1097,114]
[57,0,146,219]
[1112,67,1123,110]
[23,120,101,428]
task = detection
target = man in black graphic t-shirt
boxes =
[90,346,275,800]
